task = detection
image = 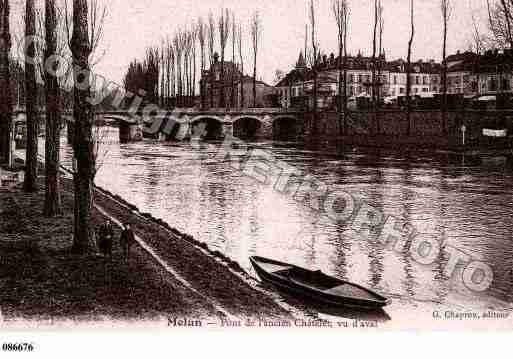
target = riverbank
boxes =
[331,134,513,156]
[0,168,290,325]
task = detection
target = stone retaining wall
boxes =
[300,111,513,148]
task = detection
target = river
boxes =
[52,127,513,327]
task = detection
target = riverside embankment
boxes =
[0,160,291,325]
[301,110,513,152]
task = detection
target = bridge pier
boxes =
[261,116,273,138]
[67,121,74,145]
[174,122,192,141]
[119,122,143,143]
[222,123,234,138]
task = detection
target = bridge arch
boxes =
[190,116,224,140]
[232,115,264,139]
[272,115,299,140]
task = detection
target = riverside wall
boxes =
[300,110,513,149]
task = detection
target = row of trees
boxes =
[123,9,262,110]
[0,0,106,254]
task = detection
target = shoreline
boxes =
[0,157,292,325]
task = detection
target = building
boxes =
[473,49,513,95]
[275,51,308,109]
[387,59,440,97]
[444,51,479,96]
[276,51,389,110]
[277,48,513,110]
[200,53,277,108]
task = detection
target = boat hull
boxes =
[250,256,389,309]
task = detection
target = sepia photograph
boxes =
[0,0,512,355]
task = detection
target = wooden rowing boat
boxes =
[250,256,390,309]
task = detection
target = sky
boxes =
[9,0,492,86]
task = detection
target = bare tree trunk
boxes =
[253,58,257,108]
[500,0,513,47]
[372,0,378,107]
[0,0,13,165]
[441,0,450,135]
[71,0,94,254]
[376,0,384,134]
[332,0,349,136]
[166,42,171,108]
[303,24,307,111]
[406,0,414,136]
[237,24,244,108]
[44,0,62,216]
[160,45,165,107]
[251,11,260,108]
[185,53,188,107]
[210,62,214,107]
[198,19,206,110]
[377,0,384,108]
[193,40,197,108]
[175,34,183,107]
[343,24,348,134]
[24,0,39,193]
[231,13,236,108]
[219,10,229,108]
[309,0,318,134]
[208,14,215,108]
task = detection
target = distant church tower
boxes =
[296,51,307,71]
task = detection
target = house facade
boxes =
[473,49,513,95]
[200,53,277,108]
[276,48,513,110]
[444,51,480,96]
[387,59,440,97]
[276,52,389,110]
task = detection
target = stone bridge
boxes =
[12,108,303,141]
[99,108,303,140]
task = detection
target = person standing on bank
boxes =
[98,220,114,259]
[120,223,136,263]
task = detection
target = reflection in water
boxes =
[52,128,513,316]
[400,162,417,300]
[368,156,384,289]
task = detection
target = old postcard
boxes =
[0,0,512,354]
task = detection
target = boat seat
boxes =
[259,263,293,274]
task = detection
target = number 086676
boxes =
[2,343,35,352]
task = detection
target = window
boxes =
[422,87,428,92]
[415,76,420,85]
[503,79,510,91]
[350,74,354,83]
[400,87,405,94]
[393,75,397,85]
[423,76,428,85]
[414,88,419,94]
[489,78,497,92]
